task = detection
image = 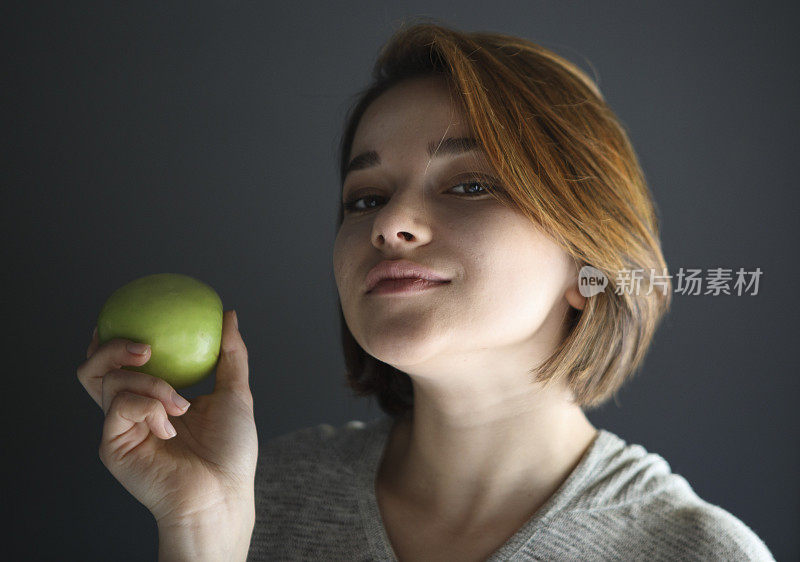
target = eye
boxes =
[342,180,503,214]
[449,181,494,196]
[343,193,385,213]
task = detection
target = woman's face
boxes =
[333,75,584,379]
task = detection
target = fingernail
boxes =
[164,419,177,438]
[172,391,190,410]
[233,310,239,330]
[127,342,150,355]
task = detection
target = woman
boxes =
[78,21,775,561]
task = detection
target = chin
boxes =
[358,328,443,369]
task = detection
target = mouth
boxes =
[364,259,451,294]
[366,278,451,296]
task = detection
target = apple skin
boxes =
[97,273,224,390]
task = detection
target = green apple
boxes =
[97,273,224,389]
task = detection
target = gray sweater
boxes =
[247,415,774,561]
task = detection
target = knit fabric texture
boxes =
[247,415,774,561]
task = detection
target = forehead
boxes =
[350,76,470,154]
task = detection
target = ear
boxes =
[565,284,586,311]
[565,259,587,311]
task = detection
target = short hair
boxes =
[335,19,672,418]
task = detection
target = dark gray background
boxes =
[4,1,798,560]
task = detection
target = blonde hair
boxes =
[336,19,671,417]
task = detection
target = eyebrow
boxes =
[344,136,481,179]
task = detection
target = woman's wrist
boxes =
[156,499,255,562]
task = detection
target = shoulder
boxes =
[624,496,775,562]
[558,430,775,561]
[647,502,775,561]
[251,416,391,541]
[254,415,390,485]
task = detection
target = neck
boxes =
[377,383,598,532]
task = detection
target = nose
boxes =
[370,191,433,251]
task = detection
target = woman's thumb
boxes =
[213,310,251,397]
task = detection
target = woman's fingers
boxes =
[77,337,153,410]
[101,369,191,417]
[213,310,252,407]
[98,391,176,465]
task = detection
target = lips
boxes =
[365,259,450,293]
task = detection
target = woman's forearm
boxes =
[157,502,255,562]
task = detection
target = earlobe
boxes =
[565,285,587,311]
[565,259,587,311]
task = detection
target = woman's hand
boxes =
[77,310,258,528]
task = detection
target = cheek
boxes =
[333,226,363,291]
[459,217,570,319]
[332,230,349,287]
